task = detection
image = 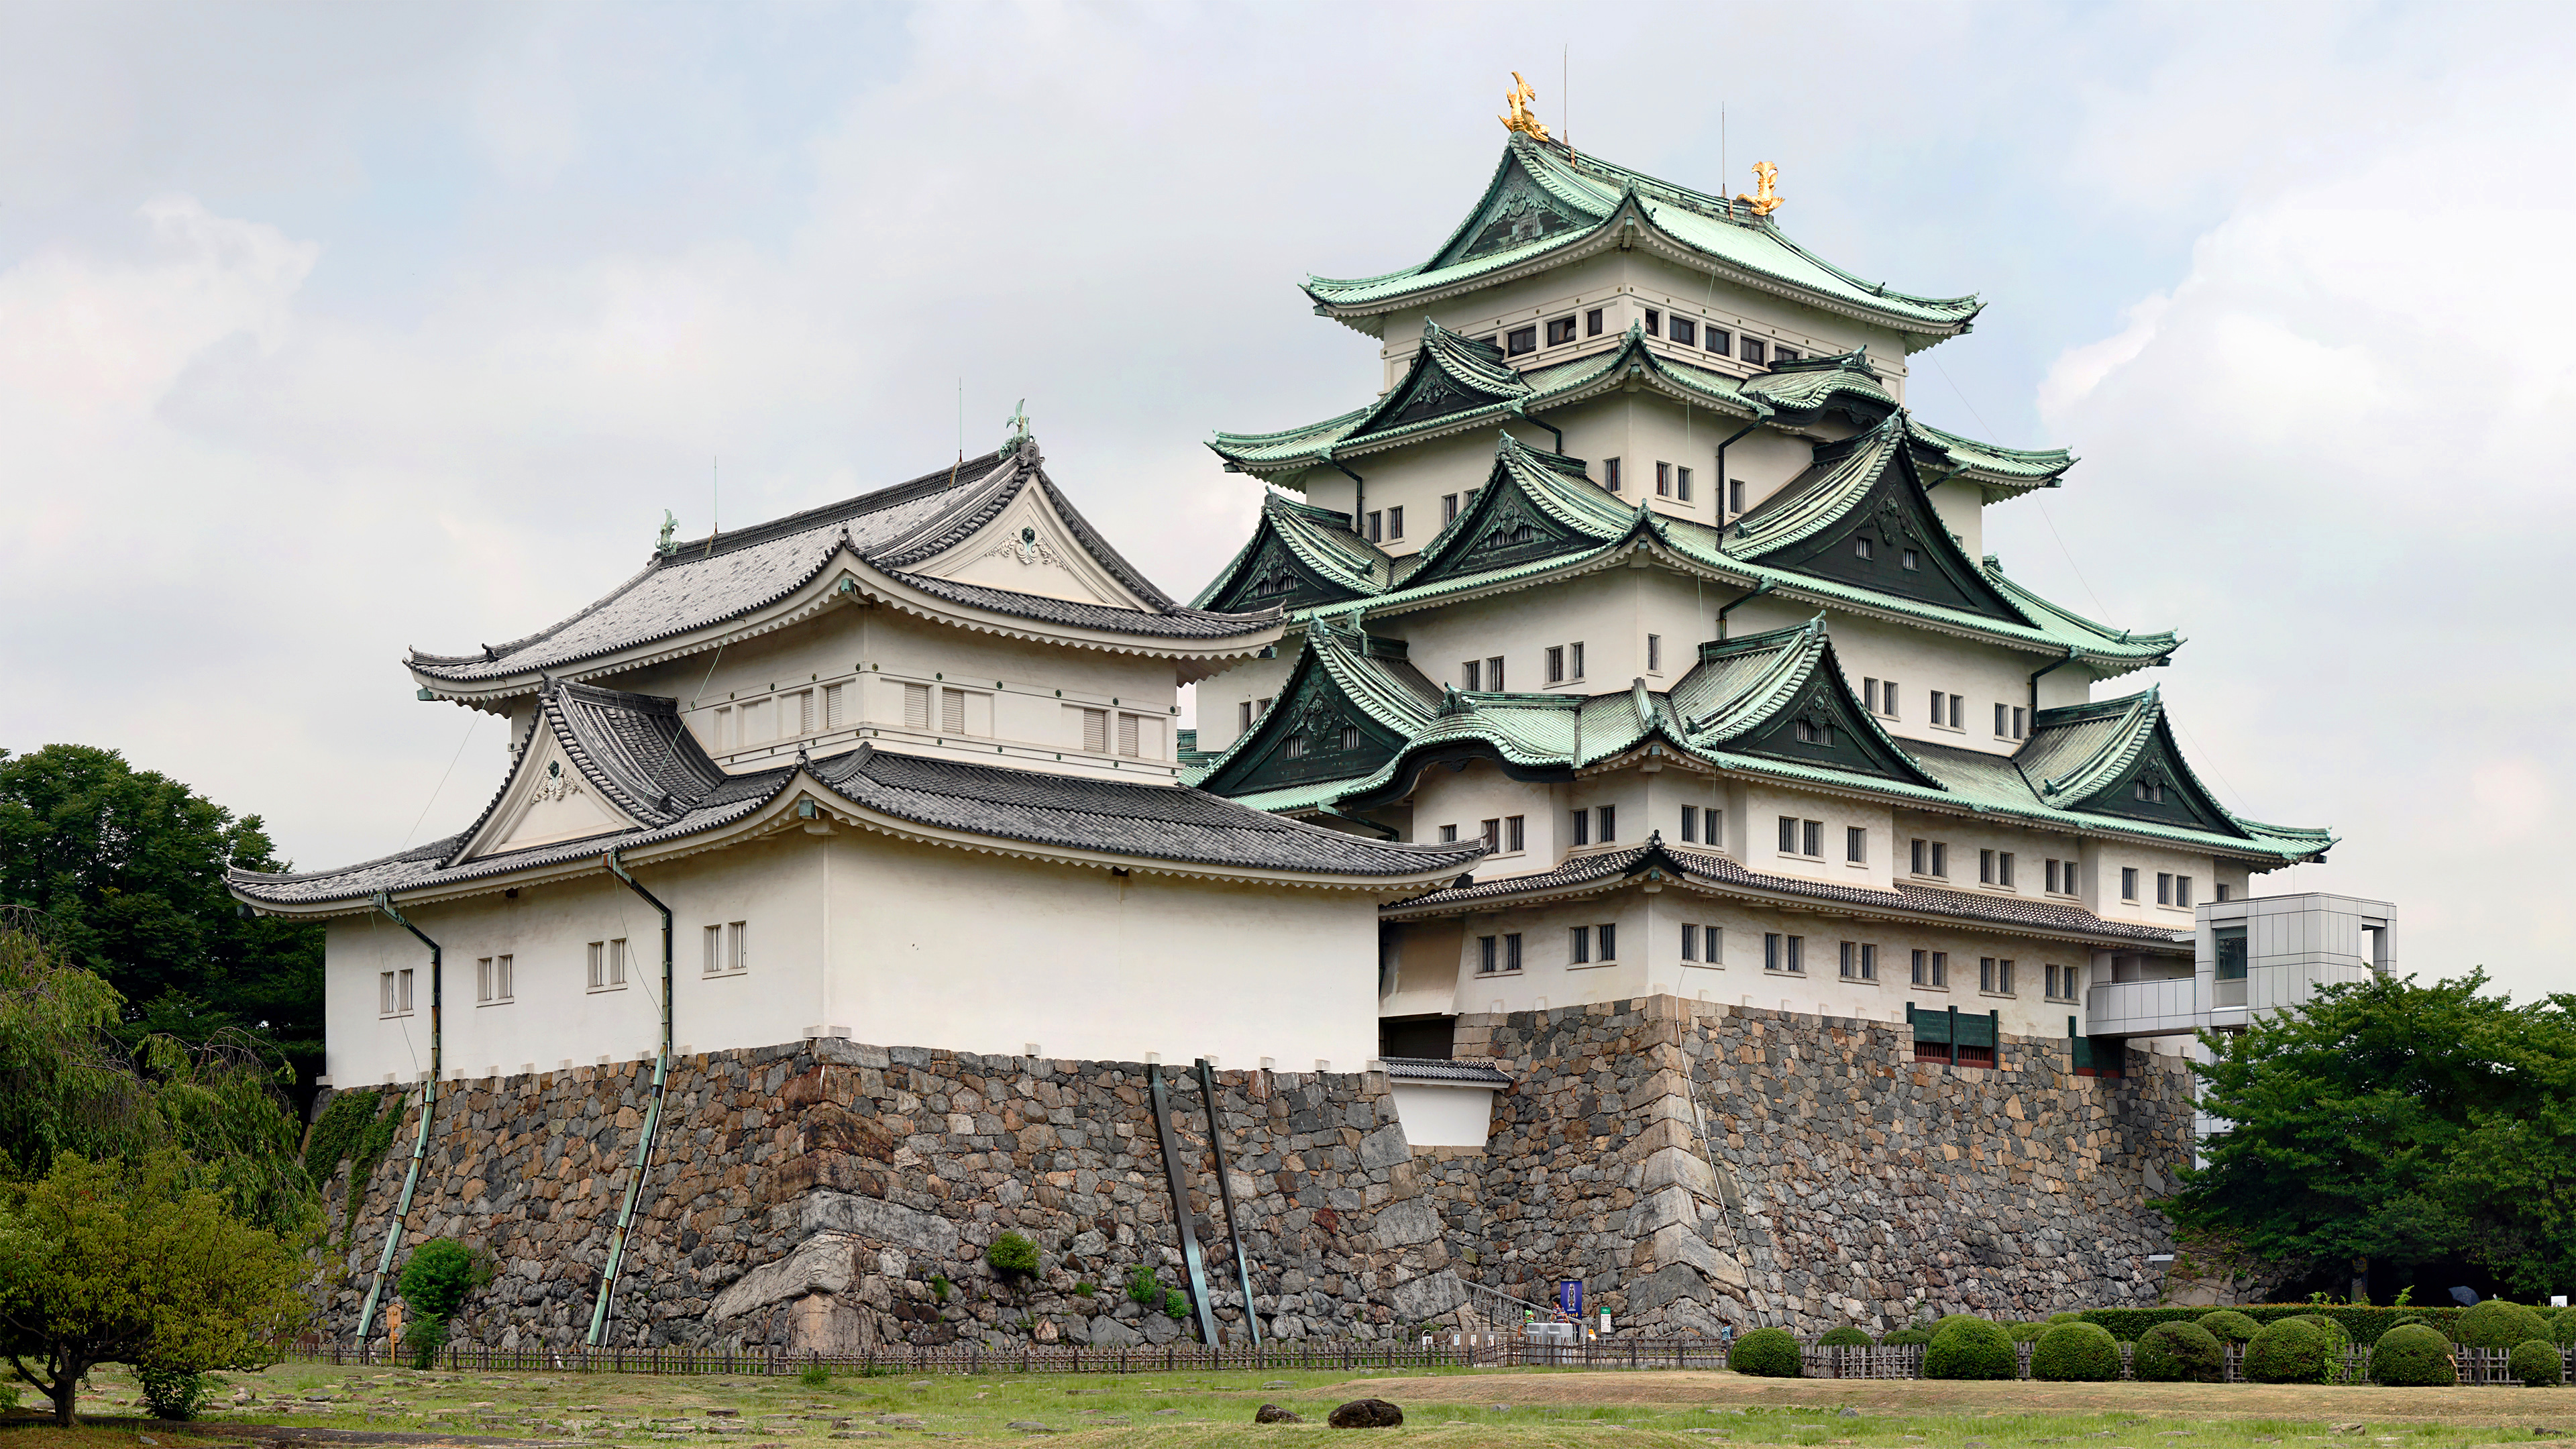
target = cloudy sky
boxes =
[3,1,2567,1000]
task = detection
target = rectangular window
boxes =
[1080,707,1110,753]
[1478,936,1497,974]
[1706,326,1731,357]
[1682,923,1700,961]
[1598,922,1616,961]
[1741,337,1766,366]
[1506,814,1525,851]
[1570,808,1590,847]
[1365,510,1383,542]
[1597,804,1615,842]
[1480,818,1500,852]
[1505,932,1522,971]
[2157,871,2174,906]
[1644,308,1661,336]
[2121,867,2141,902]
[703,924,721,975]
[1656,460,1672,497]
[1681,804,1699,844]
[1570,641,1585,678]
[2176,875,2193,907]
[1999,852,2015,888]
[1670,317,1697,346]
[1570,926,1591,965]
[1546,645,1564,684]
[904,682,932,729]
[1388,505,1404,539]
[1506,325,1538,356]
[1846,826,1867,863]
[1676,466,1693,501]
[1460,659,1481,691]
[1647,635,1662,672]
[1585,307,1604,336]
[1442,492,1460,524]
[941,687,966,735]
[1727,478,1745,515]
[1487,655,1505,690]
[1546,316,1577,346]
[1603,457,1621,492]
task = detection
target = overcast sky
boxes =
[3,1,2568,1000]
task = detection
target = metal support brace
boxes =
[357,893,442,1346]
[1194,1058,1260,1348]
[589,849,674,1347]
[1146,1065,1222,1347]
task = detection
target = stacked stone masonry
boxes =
[309,997,2190,1348]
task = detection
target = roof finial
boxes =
[1736,161,1782,218]
[1499,72,1550,142]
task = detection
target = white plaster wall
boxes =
[321,826,1383,1087]
[1388,1084,1497,1150]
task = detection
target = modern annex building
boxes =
[1186,127,2337,1084]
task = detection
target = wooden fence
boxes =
[284,1336,2570,1384]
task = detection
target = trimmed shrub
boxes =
[1817,1327,1873,1348]
[2134,1321,2226,1383]
[1880,1327,1933,1346]
[2198,1309,2263,1345]
[2369,1324,2456,1387]
[2510,1340,2564,1388]
[1924,1317,2018,1381]
[2005,1321,2050,1343]
[1729,1327,1804,1377]
[2031,1322,2122,1382]
[2245,1318,2337,1385]
[2458,1300,2553,1350]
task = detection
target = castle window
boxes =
[1764,932,1803,974]
[1546,317,1578,346]
[1507,325,1538,356]
[1387,505,1404,539]
[1644,309,1661,336]
[1855,536,1873,560]
[2121,867,2141,902]
[1603,457,1622,492]
[1741,337,1766,367]
[1706,327,1732,357]
[1586,308,1604,336]
[1846,826,1867,863]
[1442,492,1460,523]
[1676,466,1693,501]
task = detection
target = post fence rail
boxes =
[279,1335,2576,1383]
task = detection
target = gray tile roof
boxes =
[231,688,1481,908]
[411,445,1277,686]
[1382,1057,1511,1086]
[1388,837,2190,947]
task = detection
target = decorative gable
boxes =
[904,485,1157,609]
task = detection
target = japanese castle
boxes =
[1182,121,2347,1069]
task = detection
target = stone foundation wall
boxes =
[313,1039,1456,1350]
[1442,997,2193,1334]
[311,996,2190,1348]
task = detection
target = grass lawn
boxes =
[11,1361,2576,1447]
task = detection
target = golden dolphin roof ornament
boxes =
[1737,161,1782,218]
[1499,72,1550,142]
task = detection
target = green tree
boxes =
[2167,970,2576,1299]
[0,745,323,1090]
[0,1154,311,1426]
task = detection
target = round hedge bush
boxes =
[1881,1327,1933,1346]
[2005,1321,2050,1343]
[2031,1322,2122,1382]
[2369,1324,2456,1387]
[2457,1300,2553,1350]
[1924,1316,2018,1381]
[2134,1321,2226,1383]
[2510,1340,2565,1388]
[1728,1327,1803,1378]
[2198,1309,2263,1345]
[1817,1326,1874,1348]
[2245,1317,2338,1384]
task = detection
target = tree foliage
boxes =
[0,1154,311,1426]
[2167,970,2576,1299]
[0,745,323,1087]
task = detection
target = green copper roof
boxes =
[1191,492,1395,612]
[1304,138,1981,336]
[1205,615,2326,863]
